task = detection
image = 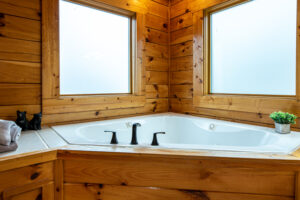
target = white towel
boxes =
[0,142,18,153]
[0,120,21,146]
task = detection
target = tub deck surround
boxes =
[52,113,300,154]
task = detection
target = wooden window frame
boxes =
[42,0,146,123]
[193,0,300,116]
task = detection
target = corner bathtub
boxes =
[52,113,300,154]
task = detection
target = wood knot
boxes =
[30,172,40,180]
[95,111,99,116]
[126,3,130,6]
[145,38,150,42]
[121,182,127,186]
[38,12,42,17]
[258,113,263,118]
[97,191,101,195]
[56,187,60,192]
[179,19,184,24]
[185,9,190,13]
[0,22,5,27]
[99,184,103,188]
[163,23,168,28]
[0,13,4,18]
[148,56,154,62]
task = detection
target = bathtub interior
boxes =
[51,113,300,154]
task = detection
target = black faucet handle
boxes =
[133,123,141,127]
[151,132,165,146]
[104,131,118,144]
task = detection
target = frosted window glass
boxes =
[59,0,131,95]
[210,0,297,95]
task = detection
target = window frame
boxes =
[193,0,300,115]
[42,0,146,123]
[59,0,135,96]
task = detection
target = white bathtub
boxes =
[52,113,300,154]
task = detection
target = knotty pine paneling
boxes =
[0,0,169,124]
[64,183,293,200]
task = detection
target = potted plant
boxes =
[270,111,297,134]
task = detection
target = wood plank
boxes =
[0,60,40,83]
[144,28,168,45]
[145,56,169,71]
[4,188,42,200]
[0,1,40,20]
[42,0,59,99]
[170,0,191,19]
[170,55,193,71]
[170,12,193,32]
[194,96,300,116]
[0,84,41,105]
[170,26,193,45]
[169,98,290,127]
[145,98,168,112]
[146,84,168,98]
[0,52,40,62]
[151,0,169,6]
[64,183,293,200]
[0,14,40,41]
[0,151,57,172]
[0,0,40,10]
[43,96,146,114]
[42,182,55,200]
[144,42,169,58]
[43,100,168,124]
[146,0,169,19]
[170,70,193,84]
[43,96,146,107]
[145,14,168,32]
[63,156,295,196]
[146,71,169,84]
[54,160,64,200]
[0,162,54,192]
[193,11,204,96]
[0,105,40,119]
[0,37,40,55]
[170,0,184,6]
[171,41,193,58]
[170,84,193,98]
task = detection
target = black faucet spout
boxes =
[131,123,141,145]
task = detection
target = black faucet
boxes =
[151,132,165,146]
[104,131,118,144]
[130,123,141,145]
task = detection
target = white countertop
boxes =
[0,127,67,158]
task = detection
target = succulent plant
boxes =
[270,111,297,125]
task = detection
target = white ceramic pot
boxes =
[275,122,291,134]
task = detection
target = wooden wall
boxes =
[0,0,169,124]
[169,0,300,129]
[0,0,41,121]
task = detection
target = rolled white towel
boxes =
[0,120,21,146]
[0,142,18,153]
[11,123,21,142]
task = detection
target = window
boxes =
[59,0,133,95]
[208,0,297,95]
